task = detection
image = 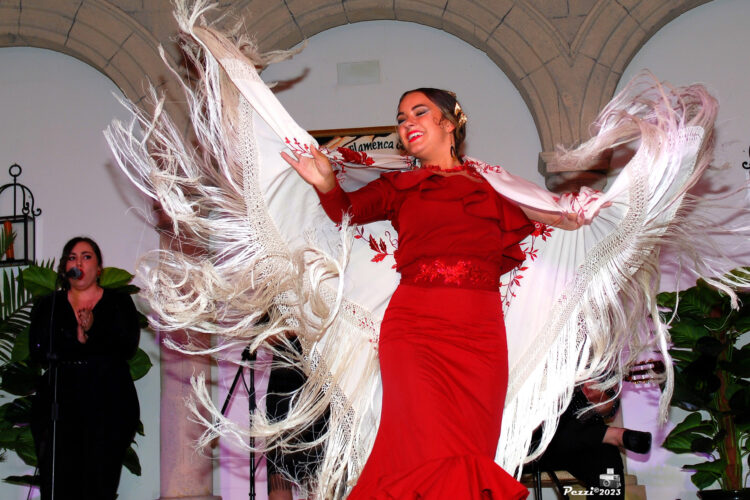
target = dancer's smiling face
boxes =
[396,91,456,164]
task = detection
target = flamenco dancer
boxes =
[106,2,746,498]
[280,88,581,498]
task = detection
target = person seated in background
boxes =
[265,335,328,500]
[533,381,651,500]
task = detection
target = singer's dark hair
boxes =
[57,236,103,290]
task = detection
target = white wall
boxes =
[0,47,160,500]
[619,1,750,498]
[261,20,543,185]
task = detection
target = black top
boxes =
[29,288,141,442]
[29,288,142,498]
[30,287,140,365]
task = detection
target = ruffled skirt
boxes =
[347,284,528,499]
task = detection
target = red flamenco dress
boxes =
[316,166,532,499]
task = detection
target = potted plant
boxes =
[0,231,152,488]
[659,268,750,499]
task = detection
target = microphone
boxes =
[65,267,82,279]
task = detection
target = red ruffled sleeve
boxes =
[315,176,399,225]
[493,193,535,275]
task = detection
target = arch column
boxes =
[155,204,222,500]
[1,1,715,190]
[159,330,221,500]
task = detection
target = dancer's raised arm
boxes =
[520,205,584,230]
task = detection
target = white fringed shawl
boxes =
[105,2,746,498]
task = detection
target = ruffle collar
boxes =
[380,167,522,225]
[381,166,485,197]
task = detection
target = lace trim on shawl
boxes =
[234,90,381,493]
[503,145,654,465]
[496,95,733,473]
[509,141,651,396]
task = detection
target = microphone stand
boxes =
[44,280,63,500]
[43,269,80,499]
[220,345,257,500]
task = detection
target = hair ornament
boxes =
[454,102,467,127]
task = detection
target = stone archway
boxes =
[0,0,183,113]
[1,0,713,186]
[244,0,712,187]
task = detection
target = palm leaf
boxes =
[0,225,33,365]
[19,264,56,298]
[0,265,47,365]
[3,474,40,487]
[0,269,29,365]
[99,267,135,289]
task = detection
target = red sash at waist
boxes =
[399,256,500,291]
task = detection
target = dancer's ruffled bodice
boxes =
[318,169,534,289]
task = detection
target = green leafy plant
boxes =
[0,248,152,486]
[659,269,750,491]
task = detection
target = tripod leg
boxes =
[221,365,245,416]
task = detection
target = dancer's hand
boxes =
[520,206,583,230]
[281,146,336,193]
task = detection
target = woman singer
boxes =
[30,236,140,500]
